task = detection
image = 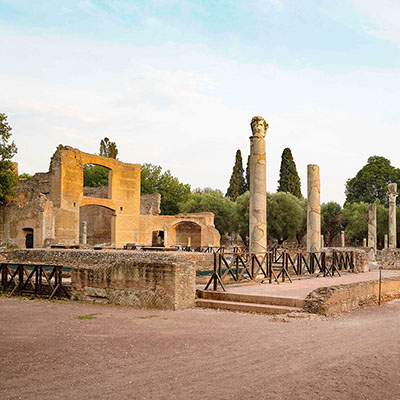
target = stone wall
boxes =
[0,249,197,310]
[140,193,161,215]
[304,277,400,316]
[382,249,400,269]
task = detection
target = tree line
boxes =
[2,112,400,247]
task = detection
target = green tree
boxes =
[245,155,250,192]
[179,189,235,236]
[267,192,304,244]
[234,191,250,245]
[0,113,18,204]
[83,164,109,187]
[226,150,246,201]
[296,197,307,245]
[321,202,342,246]
[341,202,369,244]
[345,156,400,206]
[141,163,191,215]
[99,137,118,159]
[277,148,302,198]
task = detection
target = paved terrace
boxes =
[198,269,400,299]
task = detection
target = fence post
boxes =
[1,264,7,290]
[18,265,24,294]
[321,252,326,276]
[213,253,217,291]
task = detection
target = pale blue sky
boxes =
[1,0,400,203]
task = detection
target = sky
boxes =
[1,0,400,205]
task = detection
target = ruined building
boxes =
[0,147,220,249]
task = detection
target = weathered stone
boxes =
[388,183,397,249]
[249,116,268,253]
[0,147,220,249]
[384,234,388,249]
[340,231,345,247]
[368,203,377,261]
[307,165,321,253]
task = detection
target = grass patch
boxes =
[138,314,159,319]
[74,313,97,320]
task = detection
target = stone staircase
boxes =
[196,290,305,315]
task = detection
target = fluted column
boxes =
[307,165,321,253]
[249,116,268,253]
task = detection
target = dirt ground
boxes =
[1,297,400,400]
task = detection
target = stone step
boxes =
[196,298,301,315]
[197,290,305,308]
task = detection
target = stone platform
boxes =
[196,270,400,316]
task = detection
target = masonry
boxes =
[0,249,203,310]
[0,146,220,249]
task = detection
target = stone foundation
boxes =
[0,249,199,310]
[304,277,400,316]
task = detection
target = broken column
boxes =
[368,203,377,261]
[384,234,388,249]
[249,116,268,253]
[307,165,321,253]
[388,183,397,248]
[363,238,367,247]
[341,231,345,247]
[81,221,87,245]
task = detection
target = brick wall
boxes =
[304,277,400,316]
[0,249,196,310]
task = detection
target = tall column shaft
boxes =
[249,136,267,252]
[340,231,345,247]
[307,165,321,253]
[368,203,377,260]
[249,116,268,253]
[81,221,87,245]
[388,183,397,248]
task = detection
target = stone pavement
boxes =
[201,269,400,299]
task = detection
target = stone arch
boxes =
[173,221,202,248]
[79,205,116,246]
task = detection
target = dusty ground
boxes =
[1,297,400,400]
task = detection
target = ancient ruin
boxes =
[368,202,377,261]
[388,183,397,249]
[248,116,268,253]
[306,164,321,253]
[0,147,220,249]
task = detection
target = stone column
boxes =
[249,116,268,253]
[363,238,367,247]
[368,203,377,261]
[341,231,345,247]
[81,221,87,245]
[388,183,397,249]
[307,165,321,253]
[384,234,388,249]
[321,235,324,248]
[163,224,168,247]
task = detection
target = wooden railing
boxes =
[204,250,355,291]
[1,263,71,299]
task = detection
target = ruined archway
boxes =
[79,205,115,246]
[174,221,201,248]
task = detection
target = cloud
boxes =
[1,32,400,205]
[350,0,400,44]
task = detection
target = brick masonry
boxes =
[0,249,200,310]
[304,277,400,316]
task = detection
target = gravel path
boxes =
[1,297,400,400]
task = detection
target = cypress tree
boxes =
[226,150,246,201]
[245,155,250,192]
[277,148,302,198]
